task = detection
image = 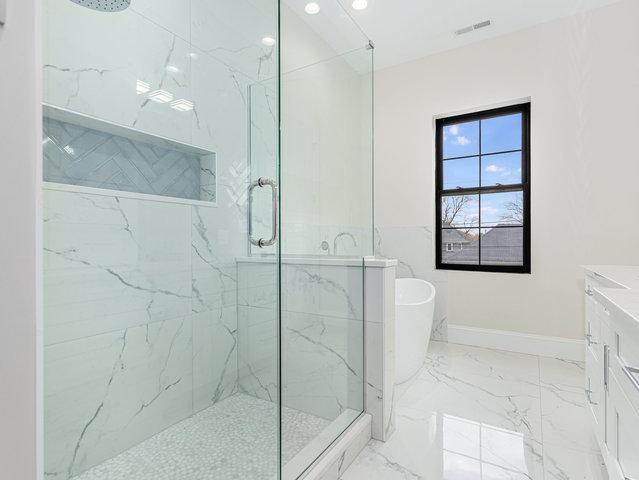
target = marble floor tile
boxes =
[397,342,543,442]
[343,342,603,480]
[539,358,600,454]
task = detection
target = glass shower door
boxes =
[42,0,281,479]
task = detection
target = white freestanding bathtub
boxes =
[395,278,436,383]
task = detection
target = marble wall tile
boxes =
[190,0,278,82]
[283,263,364,321]
[44,316,193,479]
[45,2,194,144]
[236,305,279,402]
[236,260,365,421]
[44,189,243,479]
[190,206,239,315]
[283,310,364,420]
[44,190,191,346]
[192,309,239,412]
[375,225,449,341]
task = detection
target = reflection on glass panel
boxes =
[443,121,479,159]
[280,14,371,475]
[480,227,524,266]
[481,152,522,187]
[480,191,523,227]
[441,228,479,265]
[481,113,522,154]
[441,195,479,228]
[443,157,479,190]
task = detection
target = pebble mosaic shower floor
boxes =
[71,394,331,480]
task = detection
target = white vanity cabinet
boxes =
[583,267,639,480]
[584,273,611,450]
[607,312,639,480]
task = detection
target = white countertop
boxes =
[583,265,639,326]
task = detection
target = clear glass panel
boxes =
[43,1,280,480]
[481,113,522,154]
[443,120,479,159]
[480,227,524,266]
[441,194,479,228]
[480,191,524,227]
[279,0,372,476]
[481,152,522,187]
[441,228,480,265]
[443,157,479,190]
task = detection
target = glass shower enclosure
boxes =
[42,0,373,479]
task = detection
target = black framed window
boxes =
[435,103,531,273]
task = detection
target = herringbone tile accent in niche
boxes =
[43,117,215,202]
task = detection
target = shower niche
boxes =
[43,107,216,204]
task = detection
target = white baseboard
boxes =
[447,325,584,361]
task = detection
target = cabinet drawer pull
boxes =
[585,388,598,405]
[622,365,639,393]
[585,333,598,346]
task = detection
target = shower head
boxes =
[69,0,131,12]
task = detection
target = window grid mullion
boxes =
[440,184,525,196]
[478,119,482,266]
[442,148,522,162]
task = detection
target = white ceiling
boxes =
[341,0,622,69]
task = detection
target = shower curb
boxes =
[298,413,371,480]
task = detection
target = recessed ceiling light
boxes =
[147,90,174,103]
[171,99,194,112]
[352,0,367,10]
[261,36,276,47]
[305,2,320,14]
[166,65,180,73]
[136,80,150,95]
[188,52,199,60]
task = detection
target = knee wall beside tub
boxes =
[364,257,397,442]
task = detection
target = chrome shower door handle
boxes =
[248,177,278,248]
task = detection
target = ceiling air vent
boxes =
[455,19,492,36]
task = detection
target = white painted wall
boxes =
[0,0,42,478]
[374,0,639,339]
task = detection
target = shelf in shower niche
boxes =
[43,105,216,204]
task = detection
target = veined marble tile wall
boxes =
[43,1,278,478]
[43,189,242,479]
[237,260,365,422]
[374,226,448,341]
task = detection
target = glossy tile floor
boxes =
[342,341,608,480]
